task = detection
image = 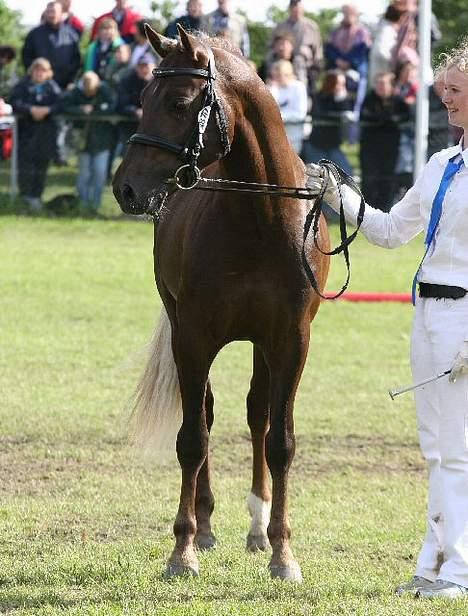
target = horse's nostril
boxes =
[122,183,135,202]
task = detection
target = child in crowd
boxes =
[259,32,308,91]
[9,57,61,212]
[103,43,131,89]
[84,18,124,80]
[267,59,308,154]
[62,71,116,214]
[394,60,419,104]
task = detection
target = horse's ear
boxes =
[177,24,202,59]
[144,23,177,57]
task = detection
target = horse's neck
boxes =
[225,95,301,187]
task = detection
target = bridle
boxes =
[127,43,365,300]
[128,45,230,191]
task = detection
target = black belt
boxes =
[419,282,467,299]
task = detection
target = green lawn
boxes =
[0,215,463,614]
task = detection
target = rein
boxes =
[168,174,320,200]
[128,45,365,300]
[301,160,366,300]
[173,161,366,301]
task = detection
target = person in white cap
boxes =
[306,38,468,600]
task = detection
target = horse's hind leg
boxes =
[195,379,216,550]
[246,345,272,552]
[166,327,211,578]
[266,322,309,583]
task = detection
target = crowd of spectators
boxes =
[0,0,455,216]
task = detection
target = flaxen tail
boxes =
[129,307,182,456]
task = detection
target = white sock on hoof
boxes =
[247,492,271,536]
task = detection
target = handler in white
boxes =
[306,39,468,600]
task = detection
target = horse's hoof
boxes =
[269,561,303,583]
[195,532,217,551]
[165,562,199,578]
[246,533,270,552]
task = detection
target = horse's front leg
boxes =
[166,329,211,578]
[265,321,310,583]
[195,379,217,550]
[246,345,272,552]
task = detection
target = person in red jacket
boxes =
[91,0,142,44]
[59,0,85,37]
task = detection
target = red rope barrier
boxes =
[324,291,412,303]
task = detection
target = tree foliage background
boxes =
[432,0,468,56]
[0,0,25,50]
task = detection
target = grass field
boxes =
[0,210,464,615]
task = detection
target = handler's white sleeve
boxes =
[336,179,424,249]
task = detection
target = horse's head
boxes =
[113,25,235,217]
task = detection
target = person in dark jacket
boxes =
[165,0,205,38]
[9,57,61,211]
[116,53,156,149]
[22,1,81,90]
[359,71,410,211]
[62,71,116,213]
[302,69,354,174]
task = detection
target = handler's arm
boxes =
[306,164,424,248]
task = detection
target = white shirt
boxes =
[268,79,308,153]
[341,141,468,291]
[268,79,308,123]
[368,19,397,86]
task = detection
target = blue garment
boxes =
[412,156,464,303]
[77,150,110,208]
[325,41,370,77]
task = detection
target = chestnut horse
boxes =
[113,25,330,582]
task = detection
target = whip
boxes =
[388,370,451,400]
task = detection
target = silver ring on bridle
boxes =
[173,163,202,190]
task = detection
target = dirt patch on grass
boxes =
[0,430,423,503]
[212,431,424,477]
[294,433,424,477]
[0,437,150,497]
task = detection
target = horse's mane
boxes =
[185,31,248,62]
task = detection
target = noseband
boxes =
[128,45,230,190]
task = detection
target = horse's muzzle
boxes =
[113,181,170,218]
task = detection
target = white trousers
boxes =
[411,294,468,587]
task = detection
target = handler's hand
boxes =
[449,341,468,382]
[305,163,340,209]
